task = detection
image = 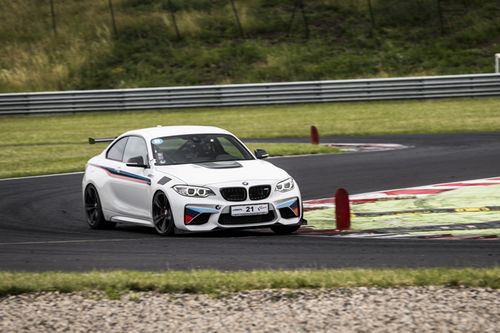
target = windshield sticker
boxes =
[157,152,166,163]
[152,138,164,145]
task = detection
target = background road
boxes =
[0,133,499,271]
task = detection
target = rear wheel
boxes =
[271,224,300,235]
[152,191,176,236]
[84,184,115,229]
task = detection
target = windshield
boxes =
[151,133,254,165]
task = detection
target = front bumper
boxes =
[168,186,302,231]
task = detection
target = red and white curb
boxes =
[301,176,500,240]
[304,176,500,211]
[298,229,500,240]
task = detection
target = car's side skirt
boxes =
[110,215,154,226]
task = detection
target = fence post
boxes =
[167,0,181,40]
[287,0,310,38]
[436,0,445,35]
[298,0,310,39]
[49,0,57,36]
[496,54,500,73]
[367,0,375,30]
[108,0,118,36]
[229,0,245,38]
[287,1,298,37]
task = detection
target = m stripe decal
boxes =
[91,164,151,185]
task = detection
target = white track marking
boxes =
[304,176,500,209]
[0,238,155,246]
[324,143,410,152]
[0,171,84,182]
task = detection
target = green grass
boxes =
[246,143,337,157]
[0,0,499,92]
[1,97,499,178]
[0,142,337,179]
[0,268,498,297]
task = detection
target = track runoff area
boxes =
[301,176,500,240]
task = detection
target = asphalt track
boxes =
[0,133,499,271]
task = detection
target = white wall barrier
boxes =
[0,73,499,115]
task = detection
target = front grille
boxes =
[220,187,247,201]
[218,211,275,225]
[249,185,271,200]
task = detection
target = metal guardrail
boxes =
[0,73,499,115]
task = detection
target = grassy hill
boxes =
[0,0,499,92]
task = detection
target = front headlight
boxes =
[275,177,295,192]
[173,185,215,198]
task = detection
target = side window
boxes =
[123,136,148,165]
[106,137,128,161]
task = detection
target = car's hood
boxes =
[155,160,290,186]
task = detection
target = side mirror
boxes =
[254,149,269,159]
[126,156,148,168]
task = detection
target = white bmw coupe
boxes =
[82,126,304,235]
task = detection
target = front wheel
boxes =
[152,191,176,236]
[84,184,115,229]
[270,224,301,235]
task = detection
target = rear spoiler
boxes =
[88,137,116,144]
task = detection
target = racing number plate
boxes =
[231,204,269,217]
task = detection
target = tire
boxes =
[84,184,115,229]
[270,224,301,235]
[152,191,176,236]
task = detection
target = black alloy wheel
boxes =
[84,184,115,229]
[270,224,301,235]
[152,191,176,236]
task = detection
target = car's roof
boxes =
[121,125,233,140]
